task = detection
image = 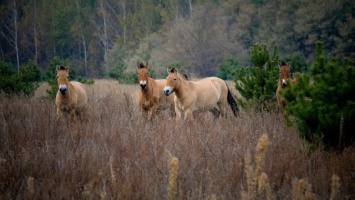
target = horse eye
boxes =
[173,78,177,81]
[56,76,59,79]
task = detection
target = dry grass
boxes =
[0,79,354,199]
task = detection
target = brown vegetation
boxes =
[0,80,354,199]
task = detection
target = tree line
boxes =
[0,0,354,78]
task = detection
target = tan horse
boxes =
[276,61,296,113]
[163,67,239,122]
[55,65,88,122]
[137,61,175,120]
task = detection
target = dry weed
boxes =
[0,80,353,199]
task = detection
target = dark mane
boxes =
[179,73,188,80]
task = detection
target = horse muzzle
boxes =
[139,80,147,90]
[282,79,287,88]
[59,84,67,95]
[163,86,172,96]
[140,83,147,90]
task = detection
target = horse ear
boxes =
[137,61,142,69]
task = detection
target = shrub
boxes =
[108,65,138,84]
[234,44,279,111]
[282,41,355,151]
[0,60,41,95]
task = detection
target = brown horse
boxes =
[137,61,175,120]
[276,61,295,113]
[55,65,88,122]
[163,67,239,122]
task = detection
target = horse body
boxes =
[55,65,88,122]
[137,61,174,119]
[163,68,239,122]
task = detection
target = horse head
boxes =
[56,65,69,95]
[163,67,179,96]
[278,61,290,88]
[137,61,149,90]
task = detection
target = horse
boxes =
[55,65,88,123]
[137,61,175,120]
[276,61,296,113]
[163,67,239,122]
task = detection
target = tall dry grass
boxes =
[0,79,354,199]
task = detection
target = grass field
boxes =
[0,80,354,199]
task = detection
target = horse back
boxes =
[195,77,227,98]
[188,77,227,110]
[70,81,88,109]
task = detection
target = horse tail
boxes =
[226,83,239,117]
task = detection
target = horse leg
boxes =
[150,103,158,120]
[169,104,176,119]
[219,102,227,118]
[70,109,76,123]
[175,104,182,123]
[209,108,220,118]
[56,107,61,121]
[141,106,149,120]
[276,93,284,113]
[184,109,193,122]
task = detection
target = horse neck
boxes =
[142,77,155,96]
[174,75,189,97]
[277,78,283,89]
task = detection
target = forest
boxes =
[1,0,355,78]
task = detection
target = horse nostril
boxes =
[164,89,169,96]
[140,84,147,90]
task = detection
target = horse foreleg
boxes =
[69,109,76,123]
[276,93,284,113]
[150,104,158,120]
[56,107,61,121]
[175,105,182,123]
[184,109,193,122]
[141,105,149,120]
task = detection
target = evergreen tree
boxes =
[282,41,355,151]
[234,44,279,111]
[217,54,239,80]
[0,60,41,95]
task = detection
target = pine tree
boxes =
[282,41,355,151]
[235,44,279,111]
